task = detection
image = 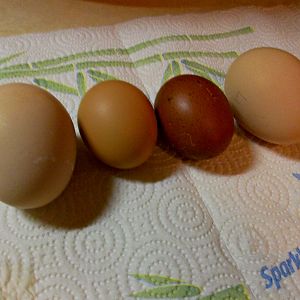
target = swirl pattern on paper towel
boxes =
[33,273,90,300]
[0,239,32,299]
[123,239,201,297]
[59,217,132,277]
[0,5,299,300]
[236,171,291,215]
[219,215,282,272]
[152,186,214,246]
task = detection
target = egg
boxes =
[77,80,157,169]
[154,75,234,160]
[224,47,300,145]
[0,83,76,209]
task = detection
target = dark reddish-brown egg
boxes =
[154,75,234,160]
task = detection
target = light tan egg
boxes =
[224,47,300,145]
[78,80,157,169]
[0,83,77,209]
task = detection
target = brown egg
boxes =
[77,80,157,169]
[155,75,234,160]
[0,83,77,209]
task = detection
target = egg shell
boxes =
[78,80,157,169]
[154,75,234,160]
[224,47,300,145]
[0,83,77,209]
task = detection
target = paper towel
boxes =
[0,4,300,300]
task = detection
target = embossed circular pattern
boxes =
[220,215,281,272]
[108,178,154,212]
[4,206,56,241]
[0,239,32,298]
[1,36,32,52]
[34,274,89,300]
[51,28,98,50]
[125,239,201,294]
[202,272,244,296]
[92,279,121,300]
[237,171,290,215]
[62,218,129,276]
[154,187,214,245]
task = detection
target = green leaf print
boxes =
[76,71,87,96]
[181,60,225,78]
[0,62,32,71]
[181,59,225,88]
[130,274,186,286]
[199,284,250,300]
[130,284,202,298]
[33,78,78,95]
[0,52,25,66]
[162,60,181,83]
[87,69,117,82]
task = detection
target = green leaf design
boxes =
[181,60,225,77]
[0,52,24,66]
[199,284,250,300]
[0,64,74,80]
[162,63,173,83]
[0,27,253,81]
[190,26,253,41]
[163,51,237,60]
[130,274,185,286]
[130,284,202,298]
[172,60,181,76]
[87,69,117,82]
[182,59,225,88]
[182,62,211,81]
[76,71,87,96]
[33,78,78,95]
[133,54,162,67]
[162,60,181,83]
[0,62,32,71]
[5,27,250,69]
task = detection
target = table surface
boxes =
[0,0,297,36]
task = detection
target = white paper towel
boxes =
[0,4,300,300]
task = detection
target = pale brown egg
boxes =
[78,80,157,169]
[0,83,77,209]
[224,47,300,145]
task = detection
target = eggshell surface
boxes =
[0,83,77,209]
[224,47,300,145]
[78,80,157,169]
[154,75,234,160]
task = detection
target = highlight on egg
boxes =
[154,74,235,160]
[78,80,157,169]
[224,47,300,145]
[0,83,77,209]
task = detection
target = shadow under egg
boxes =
[157,124,255,176]
[241,127,300,162]
[112,143,182,183]
[22,137,115,229]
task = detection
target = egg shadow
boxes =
[241,128,300,161]
[22,137,115,229]
[183,125,255,175]
[114,139,182,183]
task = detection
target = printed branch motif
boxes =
[0,27,253,96]
[129,273,250,299]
